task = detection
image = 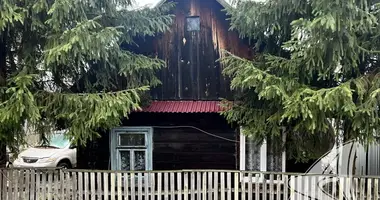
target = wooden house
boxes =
[78,0,290,174]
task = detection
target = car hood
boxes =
[19,147,64,158]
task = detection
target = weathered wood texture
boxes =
[132,0,253,100]
[1,168,379,200]
[127,113,237,170]
[78,113,237,170]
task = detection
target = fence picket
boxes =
[247,173,252,200]
[241,172,246,200]
[208,172,213,200]
[190,172,195,200]
[65,171,71,200]
[35,170,41,200]
[214,172,218,200]
[310,176,315,200]
[360,177,365,200]
[345,177,351,200]
[19,170,25,200]
[157,172,161,200]
[79,171,84,200]
[255,174,260,200]
[303,176,309,200]
[85,172,90,200]
[197,172,201,200]
[184,172,189,200]
[47,170,53,200]
[103,172,109,200]
[269,174,274,200]
[54,170,59,199]
[28,170,34,200]
[138,173,143,200]
[0,169,2,200]
[12,169,17,200]
[90,172,96,200]
[124,173,129,200]
[1,169,6,200]
[374,178,379,200]
[234,172,239,200]
[367,178,372,200]
[338,177,344,200]
[289,175,295,200]
[202,172,207,200]
[177,172,182,200]
[73,172,78,200]
[110,173,115,200]
[263,173,267,200]
[226,172,231,200]
[164,172,169,200]
[332,176,337,199]
[150,173,155,200]
[283,175,288,200]
[221,172,226,200]
[97,172,102,200]
[276,175,281,200]
[145,173,150,200]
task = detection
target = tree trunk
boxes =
[0,31,7,168]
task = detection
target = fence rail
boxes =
[0,168,379,200]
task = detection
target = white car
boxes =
[13,132,77,168]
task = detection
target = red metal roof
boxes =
[137,101,223,113]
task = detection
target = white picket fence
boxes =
[0,168,379,200]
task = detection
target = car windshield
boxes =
[38,133,70,149]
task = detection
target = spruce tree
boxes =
[0,0,173,166]
[222,0,380,161]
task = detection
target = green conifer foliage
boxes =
[0,0,174,164]
[222,0,380,161]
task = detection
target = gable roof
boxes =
[157,0,231,8]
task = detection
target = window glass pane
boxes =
[119,133,145,146]
[134,151,146,171]
[120,151,131,170]
[245,137,261,171]
[186,16,200,31]
[267,138,283,172]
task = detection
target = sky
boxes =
[133,0,161,8]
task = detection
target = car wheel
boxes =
[57,161,71,169]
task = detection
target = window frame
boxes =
[186,16,200,32]
[110,127,153,171]
[239,127,286,183]
[117,132,147,148]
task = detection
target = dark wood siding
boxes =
[124,113,237,170]
[133,0,253,100]
[153,127,236,169]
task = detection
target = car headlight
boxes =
[38,157,57,163]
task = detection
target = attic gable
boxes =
[157,0,231,8]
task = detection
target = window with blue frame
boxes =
[110,127,153,171]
